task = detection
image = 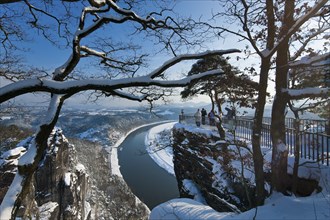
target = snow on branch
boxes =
[80,45,143,73]
[53,0,213,81]
[103,89,147,101]
[18,95,65,166]
[283,87,329,99]
[107,0,171,29]
[148,49,240,79]
[289,52,330,67]
[0,69,225,103]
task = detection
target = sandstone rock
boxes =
[172,124,321,213]
[173,125,256,212]
[1,128,150,219]
[0,128,91,219]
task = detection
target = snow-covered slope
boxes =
[147,123,330,220]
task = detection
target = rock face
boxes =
[172,124,257,213]
[0,146,27,205]
[172,124,322,213]
[0,127,150,219]
[1,128,90,219]
[34,128,89,219]
[72,138,150,220]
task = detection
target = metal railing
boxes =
[179,114,330,166]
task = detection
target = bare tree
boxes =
[277,52,329,195]
[203,0,329,204]
[270,1,329,194]
[0,0,240,218]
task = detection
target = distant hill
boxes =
[157,102,323,120]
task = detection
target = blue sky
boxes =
[1,0,256,108]
[21,0,239,70]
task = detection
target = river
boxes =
[118,124,179,209]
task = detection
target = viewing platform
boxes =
[178,114,330,166]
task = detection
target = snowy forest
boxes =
[0,0,329,219]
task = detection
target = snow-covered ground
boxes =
[145,122,330,220]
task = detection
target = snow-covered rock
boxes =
[172,124,257,212]
[171,123,323,213]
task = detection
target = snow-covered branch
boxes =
[283,87,329,100]
[290,26,330,61]
[107,0,173,30]
[0,69,225,103]
[148,49,240,79]
[103,89,147,101]
[288,98,329,114]
[289,52,330,67]
[52,0,204,81]
[80,45,144,74]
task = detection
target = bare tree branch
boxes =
[265,0,329,58]
[0,68,226,103]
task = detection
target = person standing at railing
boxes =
[194,109,201,127]
[201,108,207,125]
[225,106,236,131]
[179,109,185,123]
[208,110,215,126]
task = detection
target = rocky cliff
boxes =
[172,124,258,213]
[72,138,150,220]
[172,123,321,213]
[1,128,90,219]
[0,127,150,219]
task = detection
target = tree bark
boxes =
[214,90,225,138]
[250,0,276,205]
[270,0,295,194]
[251,57,270,205]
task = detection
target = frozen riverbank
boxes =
[145,122,177,176]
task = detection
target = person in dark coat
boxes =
[225,107,233,119]
[201,108,207,125]
[208,110,215,126]
[225,107,236,130]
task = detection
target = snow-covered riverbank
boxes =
[145,122,177,176]
[109,121,174,177]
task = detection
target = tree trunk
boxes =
[251,57,271,205]
[214,91,225,138]
[12,95,66,217]
[250,0,276,205]
[209,93,215,112]
[270,0,295,194]
[292,118,300,195]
